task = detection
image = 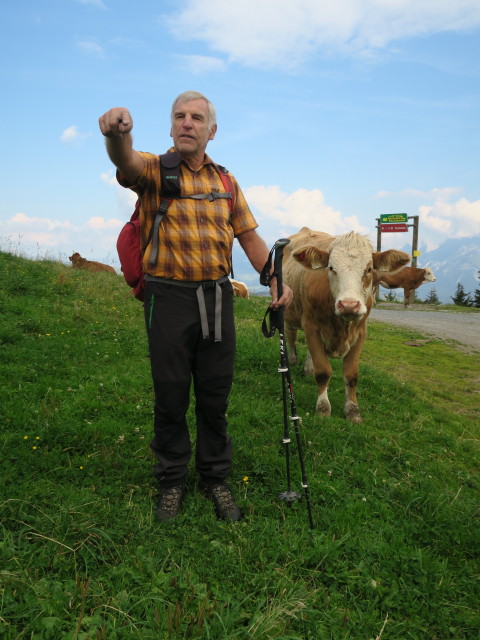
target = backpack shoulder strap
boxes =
[213,164,235,278]
[159,151,182,198]
[147,153,179,267]
[214,164,234,212]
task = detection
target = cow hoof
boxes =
[315,398,331,417]
[345,403,362,423]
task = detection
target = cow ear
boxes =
[373,250,410,272]
[293,247,329,270]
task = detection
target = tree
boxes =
[383,290,397,302]
[451,283,473,307]
[413,290,423,304]
[473,271,480,308]
[423,287,440,305]
[474,288,480,308]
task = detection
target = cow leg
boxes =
[404,287,412,308]
[341,338,364,424]
[304,349,314,376]
[285,324,299,365]
[304,330,332,418]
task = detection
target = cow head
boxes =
[292,232,410,321]
[69,252,86,267]
[423,267,436,283]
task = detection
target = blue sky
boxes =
[1,0,479,285]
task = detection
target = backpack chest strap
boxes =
[179,191,232,202]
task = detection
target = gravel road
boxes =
[369,306,480,354]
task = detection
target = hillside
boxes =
[1,250,479,639]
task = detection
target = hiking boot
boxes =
[201,483,242,522]
[155,485,184,522]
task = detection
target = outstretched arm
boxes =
[237,229,293,309]
[98,107,144,184]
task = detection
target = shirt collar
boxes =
[167,146,214,171]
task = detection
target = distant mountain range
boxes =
[232,235,480,304]
[407,236,480,303]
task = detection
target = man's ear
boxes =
[209,124,217,141]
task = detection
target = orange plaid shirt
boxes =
[119,149,258,281]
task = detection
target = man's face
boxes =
[170,98,217,161]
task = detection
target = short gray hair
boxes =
[170,91,217,128]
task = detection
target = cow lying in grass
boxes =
[229,279,249,298]
[283,227,410,423]
[69,252,116,274]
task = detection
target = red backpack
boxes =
[116,153,234,302]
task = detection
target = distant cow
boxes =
[230,279,249,298]
[376,266,436,307]
[283,227,410,423]
[69,252,116,274]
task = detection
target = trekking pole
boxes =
[260,239,314,529]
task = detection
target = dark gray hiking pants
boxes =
[144,279,236,488]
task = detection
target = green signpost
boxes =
[379,213,408,224]
[376,213,419,268]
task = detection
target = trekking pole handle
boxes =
[272,239,290,299]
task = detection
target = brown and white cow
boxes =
[283,227,410,423]
[69,252,116,274]
[376,266,436,307]
[230,279,249,298]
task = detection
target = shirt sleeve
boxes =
[116,152,159,194]
[228,174,259,237]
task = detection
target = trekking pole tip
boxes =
[279,490,302,504]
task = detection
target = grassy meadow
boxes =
[0,250,479,639]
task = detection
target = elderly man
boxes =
[99,91,292,523]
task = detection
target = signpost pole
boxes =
[411,216,419,267]
[375,218,381,302]
[376,213,412,303]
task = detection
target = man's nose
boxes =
[182,115,193,128]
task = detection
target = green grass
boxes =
[1,250,479,639]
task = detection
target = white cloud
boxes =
[421,197,480,238]
[4,179,477,269]
[86,216,123,230]
[0,211,122,266]
[166,0,480,69]
[245,185,369,238]
[175,54,227,75]
[100,170,138,214]
[11,212,75,232]
[60,125,91,143]
[76,39,105,57]
[374,188,480,250]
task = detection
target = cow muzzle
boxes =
[336,298,363,320]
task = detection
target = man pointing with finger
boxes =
[99,91,292,523]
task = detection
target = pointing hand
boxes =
[99,108,133,137]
